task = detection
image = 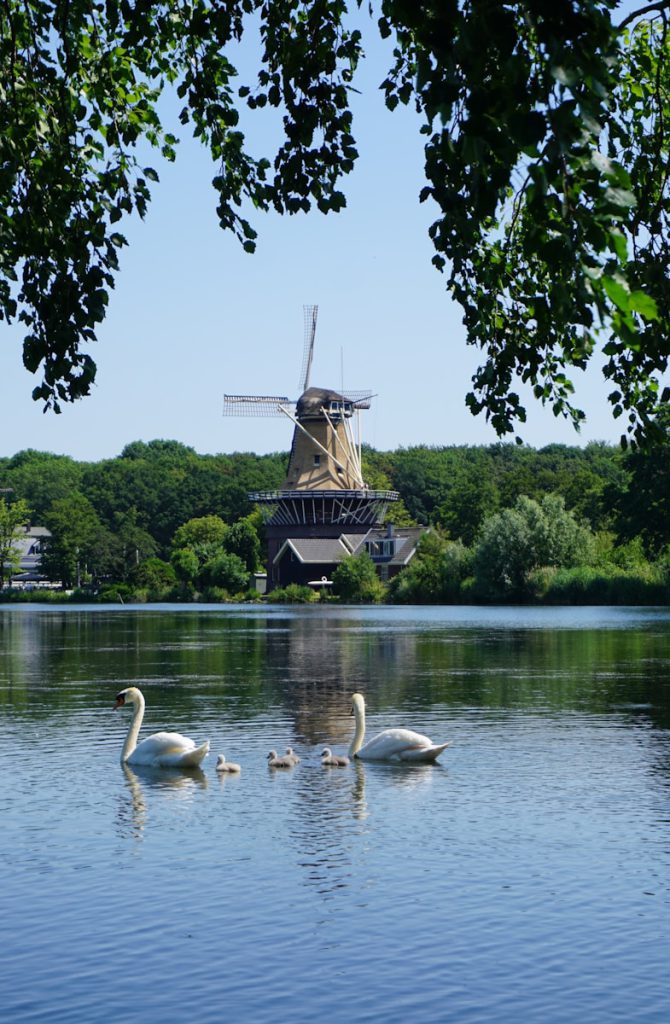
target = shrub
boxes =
[332,552,386,603]
[268,584,318,603]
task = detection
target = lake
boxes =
[1,603,669,1023]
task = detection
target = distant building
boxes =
[7,526,52,587]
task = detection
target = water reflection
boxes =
[116,763,208,841]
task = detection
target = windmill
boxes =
[224,305,375,492]
[224,306,398,591]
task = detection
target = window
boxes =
[313,454,321,467]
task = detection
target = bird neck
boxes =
[349,702,365,757]
[121,691,145,763]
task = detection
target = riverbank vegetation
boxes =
[1,438,669,605]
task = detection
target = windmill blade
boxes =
[340,390,375,410]
[299,304,318,392]
[223,394,293,417]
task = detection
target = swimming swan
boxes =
[349,692,450,763]
[284,747,301,765]
[114,686,210,768]
[215,754,241,773]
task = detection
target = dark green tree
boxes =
[42,494,116,587]
[224,516,261,574]
[201,550,249,592]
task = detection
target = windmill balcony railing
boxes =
[249,489,399,502]
[248,489,400,527]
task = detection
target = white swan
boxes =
[284,747,301,765]
[321,746,350,767]
[115,686,210,768]
[215,754,241,773]
[349,692,450,763]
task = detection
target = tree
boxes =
[0,1,360,410]
[42,494,113,587]
[3,4,670,445]
[389,531,473,604]
[171,514,228,552]
[224,516,261,574]
[111,508,158,580]
[0,497,31,587]
[201,550,249,592]
[615,423,670,555]
[129,557,178,595]
[474,494,595,598]
[332,551,386,603]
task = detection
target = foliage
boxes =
[528,563,669,605]
[3,4,670,444]
[172,514,229,552]
[389,532,473,604]
[0,497,31,587]
[170,546,200,584]
[129,557,178,598]
[381,2,670,446]
[473,494,595,599]
[201,550,249,592]
[41,494,115,588]
[0,0,361,410]
[224,515,262,573]
[5,435,670,602]
[615,425,670,555]
[267,583,319,604]
[332,551,386,603]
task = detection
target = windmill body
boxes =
[224,307,398,591]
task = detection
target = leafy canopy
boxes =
[2,1,670,444]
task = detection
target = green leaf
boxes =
[602,275,630,312]
[629,290,659,321]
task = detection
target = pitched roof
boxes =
[349,526,428,565]
[273,537,351,565]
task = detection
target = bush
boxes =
[96,582,134,603]
[268,584,319,603]
[389,535,473,604]
[527,564,670,605]
[201,550,249,592]
[332,552,386,603]
[474,494,595,600]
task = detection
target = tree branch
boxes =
[618,1,670,31]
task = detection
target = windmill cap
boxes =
[297,386,371,419]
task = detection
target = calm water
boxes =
[1,604,670,1023]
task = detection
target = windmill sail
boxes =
[299,304,318,392]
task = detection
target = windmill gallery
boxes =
[224,306,427,593]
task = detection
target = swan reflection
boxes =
[116,762,208,840]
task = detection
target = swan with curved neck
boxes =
[348,692,450,763]
[115,686,210,768]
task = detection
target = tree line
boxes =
[0,437,669,603]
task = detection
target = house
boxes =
[271,524,428,590]
[8,525,52,587]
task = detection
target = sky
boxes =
[0,17,626,464]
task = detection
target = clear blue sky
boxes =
[0,18,623,463]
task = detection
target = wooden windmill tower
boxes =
[224,306,398,590]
